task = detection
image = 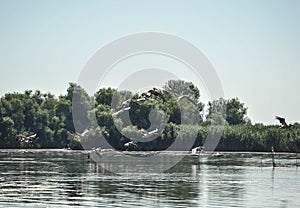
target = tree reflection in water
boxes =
[1,150,299,207]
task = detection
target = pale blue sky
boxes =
[0,0,299,124]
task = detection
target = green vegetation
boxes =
[0,80,299,152]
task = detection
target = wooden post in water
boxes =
[271,146,276,168]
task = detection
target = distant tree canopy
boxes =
[0,80,299,152]
[163,80,200,100]
[205,98,248,126]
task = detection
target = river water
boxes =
[0,149,299,208]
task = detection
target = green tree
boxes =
[60,83,92,133]
[205,98,248,126]
[205,98,227,125]
[163,80,200,100]
[163,80,204,123]
[226,98,248,125]
[95,87,116,106]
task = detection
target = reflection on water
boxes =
[0,149,299,207]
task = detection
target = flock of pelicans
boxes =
[16,87,295,149]
[17,88,198,150]
[119,115,296,150]
[113,88,197,150]
[112,88,196,116]
[112,88,163,116]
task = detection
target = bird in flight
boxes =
[76,129,89,137]
[112,107,131,116]
[124,141,138,150]
[176,95,197,105]
[17,133,37,144]
[275,116,293,128]
[146,88,160,96]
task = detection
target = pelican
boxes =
[17,133,37,144]
[148,88,162,97]
[141,92,151,98]
[141,128,159,139]
[67,129,90,141]
[176,95,197,105]
[131,97,147,104]
[112,107,131,116]
[130,88,163,104]
[191,146,204,155]
[76,129,89,137]
[124,141,138,150]
[120,99,131,108]
[275,116,293,128]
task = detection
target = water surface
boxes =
[0,149,299,207]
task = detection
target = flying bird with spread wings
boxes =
[17,133,37,144]
[275,116,293,128]
[176,95,197,105]
[67,129,90,142]
[124,141,138,150]
[148,88,159,95]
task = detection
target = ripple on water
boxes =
[0,149,299,208]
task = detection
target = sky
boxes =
[0,0,299,125]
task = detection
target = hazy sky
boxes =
[0,0,299,124]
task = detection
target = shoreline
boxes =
[0,148,299,154]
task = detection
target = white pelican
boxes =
[17,133,37,144]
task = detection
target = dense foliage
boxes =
[0,80,299,152]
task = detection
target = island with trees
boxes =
[0,80,299,153]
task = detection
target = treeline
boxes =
[0,80,299,152]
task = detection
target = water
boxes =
[0,149,299,208]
